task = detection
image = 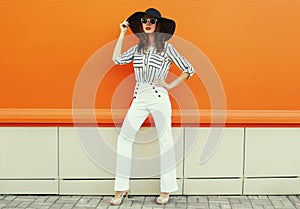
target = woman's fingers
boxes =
[154,79,171,90]
[153,79,161,86]
[153,79,165,87]
[120,19,129,30]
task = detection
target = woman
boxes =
[109,8,194,205]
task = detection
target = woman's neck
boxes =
[147,33,155,48]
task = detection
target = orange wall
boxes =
[1,0,300,110]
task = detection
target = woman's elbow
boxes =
[112,57,119,64]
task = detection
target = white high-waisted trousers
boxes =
[114,82,178,192]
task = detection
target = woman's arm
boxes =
[165,43,195,79]
[153,43,194,90]
[112,20,129,61]
[153,72,190,90]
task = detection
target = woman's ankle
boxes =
[114,191,124,197]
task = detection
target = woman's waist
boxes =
[134,82,168,94]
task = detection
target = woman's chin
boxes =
[144,30,155,34]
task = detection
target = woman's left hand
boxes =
[153,79,171,90]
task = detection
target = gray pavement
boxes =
[0,195,300,209]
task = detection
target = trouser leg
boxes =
[150,96,178,193]
[114,101,149,191]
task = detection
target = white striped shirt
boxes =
[113,42,194,83]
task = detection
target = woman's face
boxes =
[141,16,157,34]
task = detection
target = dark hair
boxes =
[137,20,165,54]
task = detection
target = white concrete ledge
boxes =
[0,108,300,124]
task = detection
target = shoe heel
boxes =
[109,190,130,205]
[125,189,130,200]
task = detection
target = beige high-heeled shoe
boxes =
[109,190,129,205]
[156,192,170,205]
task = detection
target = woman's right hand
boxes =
[120,19,129,33]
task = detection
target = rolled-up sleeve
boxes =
[166,43,195,78]
[113,45,138,65]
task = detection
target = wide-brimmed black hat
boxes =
[127,8,176,41]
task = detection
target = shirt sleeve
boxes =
[166,43,195,78]
[113,45,138,65]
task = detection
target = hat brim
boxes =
[127,12,176,41]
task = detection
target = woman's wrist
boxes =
[119,31,126,38]
[120,30,127,35]
[168,78,183,89]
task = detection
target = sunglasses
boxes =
[141,18,157,25]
